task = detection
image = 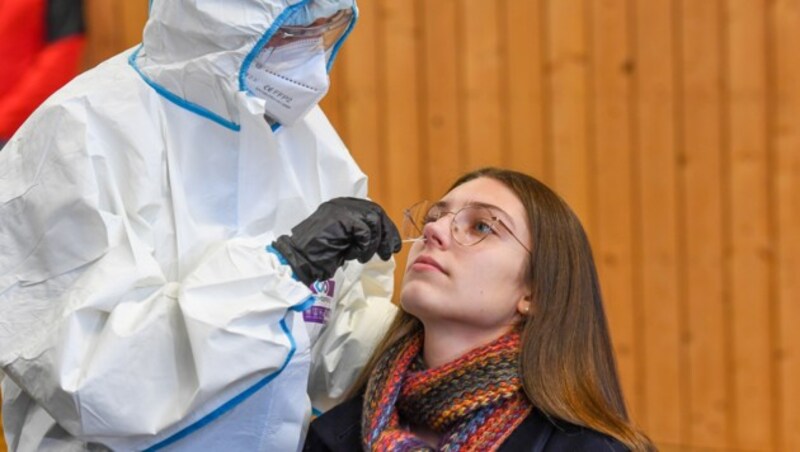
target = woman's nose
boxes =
[421,215,450,248]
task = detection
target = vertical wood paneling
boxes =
[82,0,148,69]
[319,57,345,133]
[375,0,423,293]
[119,1,148,48]
[82,0,122,68]
[588,0,639,421]
[332,2,383,203]
[725,0,774,449]
[679,0,729,448]
[772,2,800,448]
[504,0,546,177]
[632,0,683,443]
[377,0,422,218]
[460,0,503,171]
[421,0,462,199]
[545,0,592,226]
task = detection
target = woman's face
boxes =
[400,177,532,339]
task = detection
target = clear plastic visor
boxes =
[268,8,353,51]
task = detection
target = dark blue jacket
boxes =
[303,395,629,452]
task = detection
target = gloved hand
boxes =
[271,197,401,286]
[283,0,354,27]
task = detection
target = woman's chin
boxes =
[399,283,431,314]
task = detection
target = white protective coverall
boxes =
[0,0,397,451]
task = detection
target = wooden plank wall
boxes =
[81,0,150,67]
[3,1,799,451]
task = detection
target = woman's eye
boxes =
[422,214,437,224]
[474,220,494,235]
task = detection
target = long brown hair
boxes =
[348,167,654,451]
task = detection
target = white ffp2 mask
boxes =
[245,38,330,126]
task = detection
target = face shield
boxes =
[244,7,354,126]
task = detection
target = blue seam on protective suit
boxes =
[325,4,358,72]
[266,245,300,282]
[131,0,312,131]
[266,245,289,266]
[127,47,241,131]
[143,293,316,451]
[291,294,317,312]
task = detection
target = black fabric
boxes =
[46,0,85,42]
[304,395,630,452]
[304,395,365,452]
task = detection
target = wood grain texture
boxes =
[504,0,547,180]
[772,2,800,450]
[545,0,592,228]
[588,0,639,423]
[632,0,684,443]
[678,0,729,448]
[725,0,774,449]
[461,0,503,172]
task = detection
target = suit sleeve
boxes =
[306,256,398,412]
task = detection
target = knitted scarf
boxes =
[362,328,532,451]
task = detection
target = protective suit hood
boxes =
[133,0,356,130]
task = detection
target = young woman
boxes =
[290,167,654,451]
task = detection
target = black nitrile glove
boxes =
[271,197,402,286]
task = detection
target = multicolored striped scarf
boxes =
[362,328,532,452]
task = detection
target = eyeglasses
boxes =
[402,201,531,253]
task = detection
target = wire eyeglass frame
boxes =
[402,200,531,254]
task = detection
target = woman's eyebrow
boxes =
[435,199,518,229]
[466,201,518,229]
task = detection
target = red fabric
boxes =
[0,0,85,139]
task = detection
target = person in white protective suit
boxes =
[0,0,401,451]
